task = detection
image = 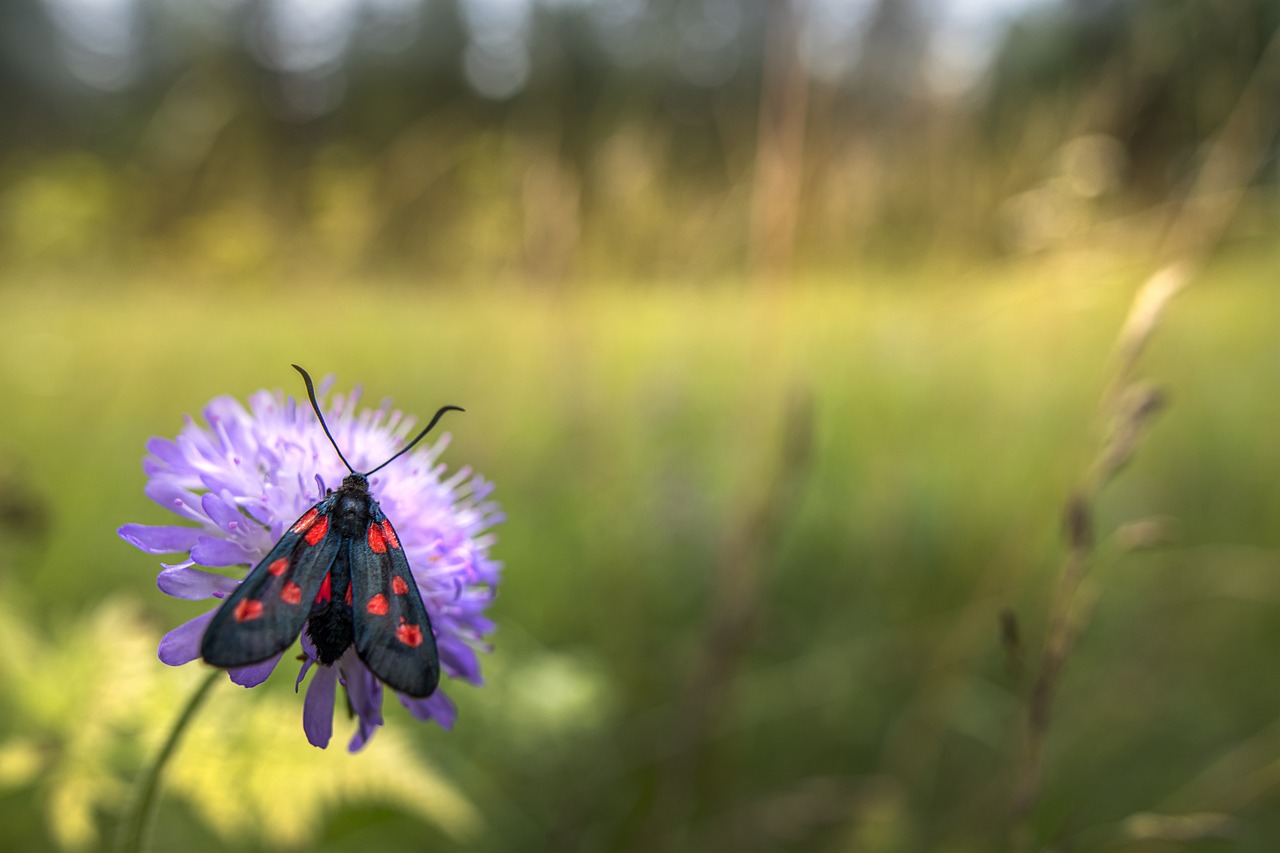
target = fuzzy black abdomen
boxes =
[307,604,354,665]
[306,548,355,665]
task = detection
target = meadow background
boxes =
[1,1,1279,851]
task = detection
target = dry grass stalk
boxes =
[1010,22,1280,846]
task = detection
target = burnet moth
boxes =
[199,365,462,698]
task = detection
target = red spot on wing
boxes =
[280,582,302,604]
[345,583,352,605]
[268,557,289,576]
[366,594,389,616]
[234,599,263,622]
[304,515,329,546]
[367,523,387,554]
[291,508,319,534]
[381,520,400,550]
[391,575,409,595]
[314,573,332,604]
[396,622,424,647]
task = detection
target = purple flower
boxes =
[120,377,502,751]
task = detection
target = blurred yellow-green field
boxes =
[2,243,1280,851]
[4,0,1280,850]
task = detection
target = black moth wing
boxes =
[351,504,440,697]
[201,498,342,668]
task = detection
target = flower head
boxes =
[120,375,502,751]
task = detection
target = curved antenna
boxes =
[364,404,464,477]
[292,364,464,479]
[292,364,356,474]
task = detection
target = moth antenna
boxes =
[292,364,356,474]
[364,405,464,477]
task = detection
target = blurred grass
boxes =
[1,243,1279,850]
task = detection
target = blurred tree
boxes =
[0,0,1275,281]
[984,0,1280,201]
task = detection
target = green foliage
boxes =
[0,599,479,850]
[0,246,1278,849]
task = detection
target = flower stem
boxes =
[115,670,220,853]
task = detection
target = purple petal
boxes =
[399,690,457,730]
[348,721,374,752]
[240,498,276,527]
[144,481,203,521]
[157,565,239,600]
[176,429,219,466]
[295,656,314,692]
[204,395,250,427]
[465,614,497,635]
[229,653,281,687]
[201,492,246,534]
[304,665,338,748]
[344,662,384,727]
[342,657,385,752]
[190,536,255,567]
[438,636,482,682]
[119,524,203,555]
[144,436,189,470]
[199,471,251,497]
[158,611,215,665]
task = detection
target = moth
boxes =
[200,364,461,697]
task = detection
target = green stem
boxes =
[115,670,220,853]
